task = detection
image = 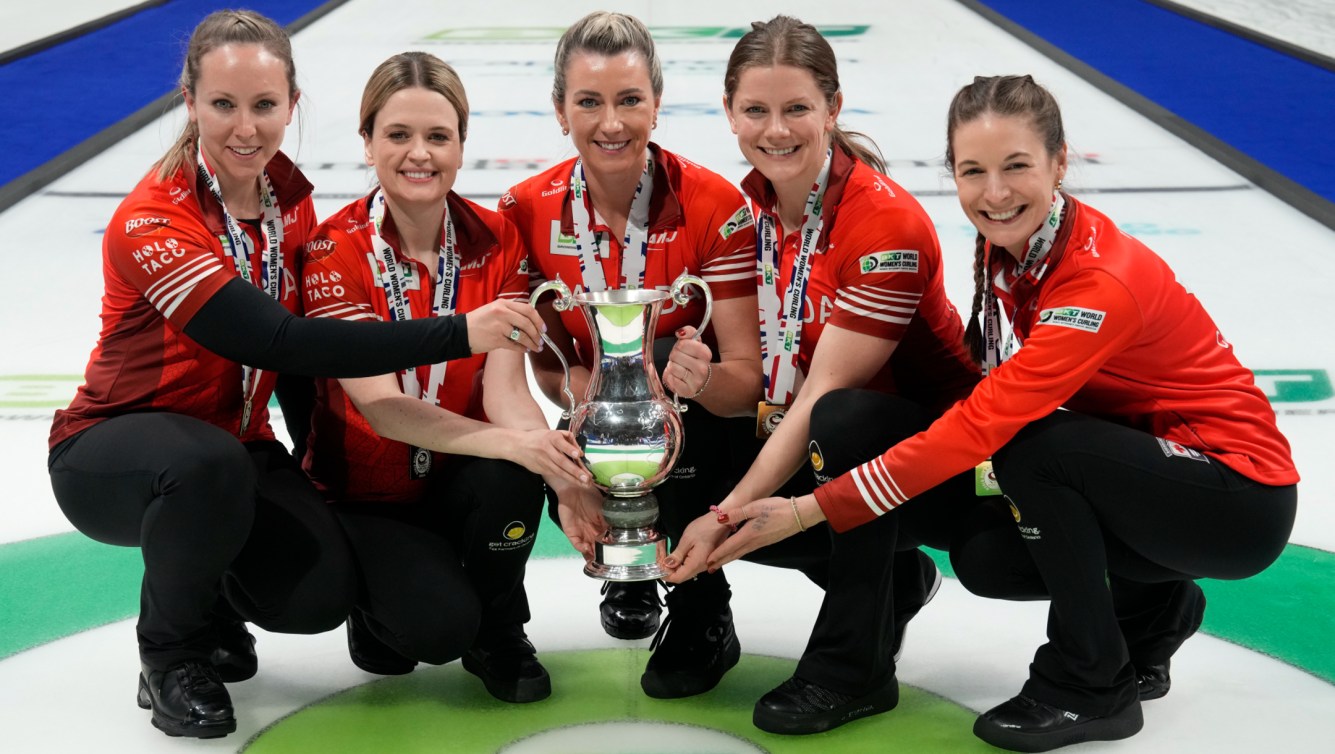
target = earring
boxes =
[561,126,569,136]
[652,119,658,130]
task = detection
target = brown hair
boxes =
[723,15,885,173]
[156,10,297,181]
[946,75,1065,363]
[359,51,469,143]
[552,11,663,105]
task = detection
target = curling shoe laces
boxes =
[136,660,236,739]
[640,583,740,698]
[973,694,1144,752]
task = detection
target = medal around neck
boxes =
[530,273,713,581]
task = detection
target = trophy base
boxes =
[586,530,668,582]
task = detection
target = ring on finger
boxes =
[508,326,521,342]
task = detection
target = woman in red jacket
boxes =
[688,75,1298,752]
[46,11,541,740]
[301,51,587,705]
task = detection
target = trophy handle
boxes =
[529,278,577,419]
[669,272,713,413]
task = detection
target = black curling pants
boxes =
[48,413,357,671]
[770,388,980,694]
[333,455,545,665]
[949,410,1297,716]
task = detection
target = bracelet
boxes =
[790,497,807,532]
[710,504,738,532]
[688,363,713,400]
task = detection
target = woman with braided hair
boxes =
[689,74,1298,751]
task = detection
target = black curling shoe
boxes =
[136,660,236,739]
[346,608,417,676]
[1136,661,1172,701]
[753,675,900,735]
[600,580,662,640]
[462,625,551,703]
[640,582,740,698]
[973,694,1143,752]
[210,618,258,683]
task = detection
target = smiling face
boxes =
[363,86,463,212]
[184,43,296,201]
[726,64,840,197]
[951,112,1067,259]
[554,49,659,181]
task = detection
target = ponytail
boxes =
[832,127,886,174]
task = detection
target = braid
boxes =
[963,232,988,364]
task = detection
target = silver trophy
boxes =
[531,272,712,581]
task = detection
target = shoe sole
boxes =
[136,674,237,739]
[753,681,900,735]
[972,700,1144,753]
[461,654,552,703]
[641,633,741,699]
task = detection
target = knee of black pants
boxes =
[396,592,482,665]
[991,411,1081,491]
[950,498,1048,601]
[810,389,929,480]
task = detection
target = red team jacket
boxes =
[300,192,528,503]
[816,195,1299,532]
[50,152,315,449]
[740,146,980,413]
[498,144,757,363]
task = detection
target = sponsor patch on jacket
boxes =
[719,205,754,239]
[550,220,578,255]
[1156,437,1210,463]
[859,250,918,274]
[1036,306,1105,333]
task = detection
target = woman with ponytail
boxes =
[692,74,1298,752]
[47,10,542,740]
[665,15,981,736]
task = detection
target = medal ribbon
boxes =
[195,144,283,434]
[367,189,459,405]
[756,149,832,404]
[981,190,1065,374]
[569,155,653,291]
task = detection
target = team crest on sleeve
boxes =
[550,220,578,255]
[1036,306,1106,333]
[859,250,918,274]
[719,205,754,239]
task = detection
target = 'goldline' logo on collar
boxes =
[1036,306,1105,333]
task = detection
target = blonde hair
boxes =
[156,10,297,181]
[359,52,469,143]
[552,11,662,105]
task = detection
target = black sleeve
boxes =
[274,372,315,460]
[183,278,472,377]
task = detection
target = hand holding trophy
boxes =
[531,272,712,581]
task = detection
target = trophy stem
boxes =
[585,491,668,581]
